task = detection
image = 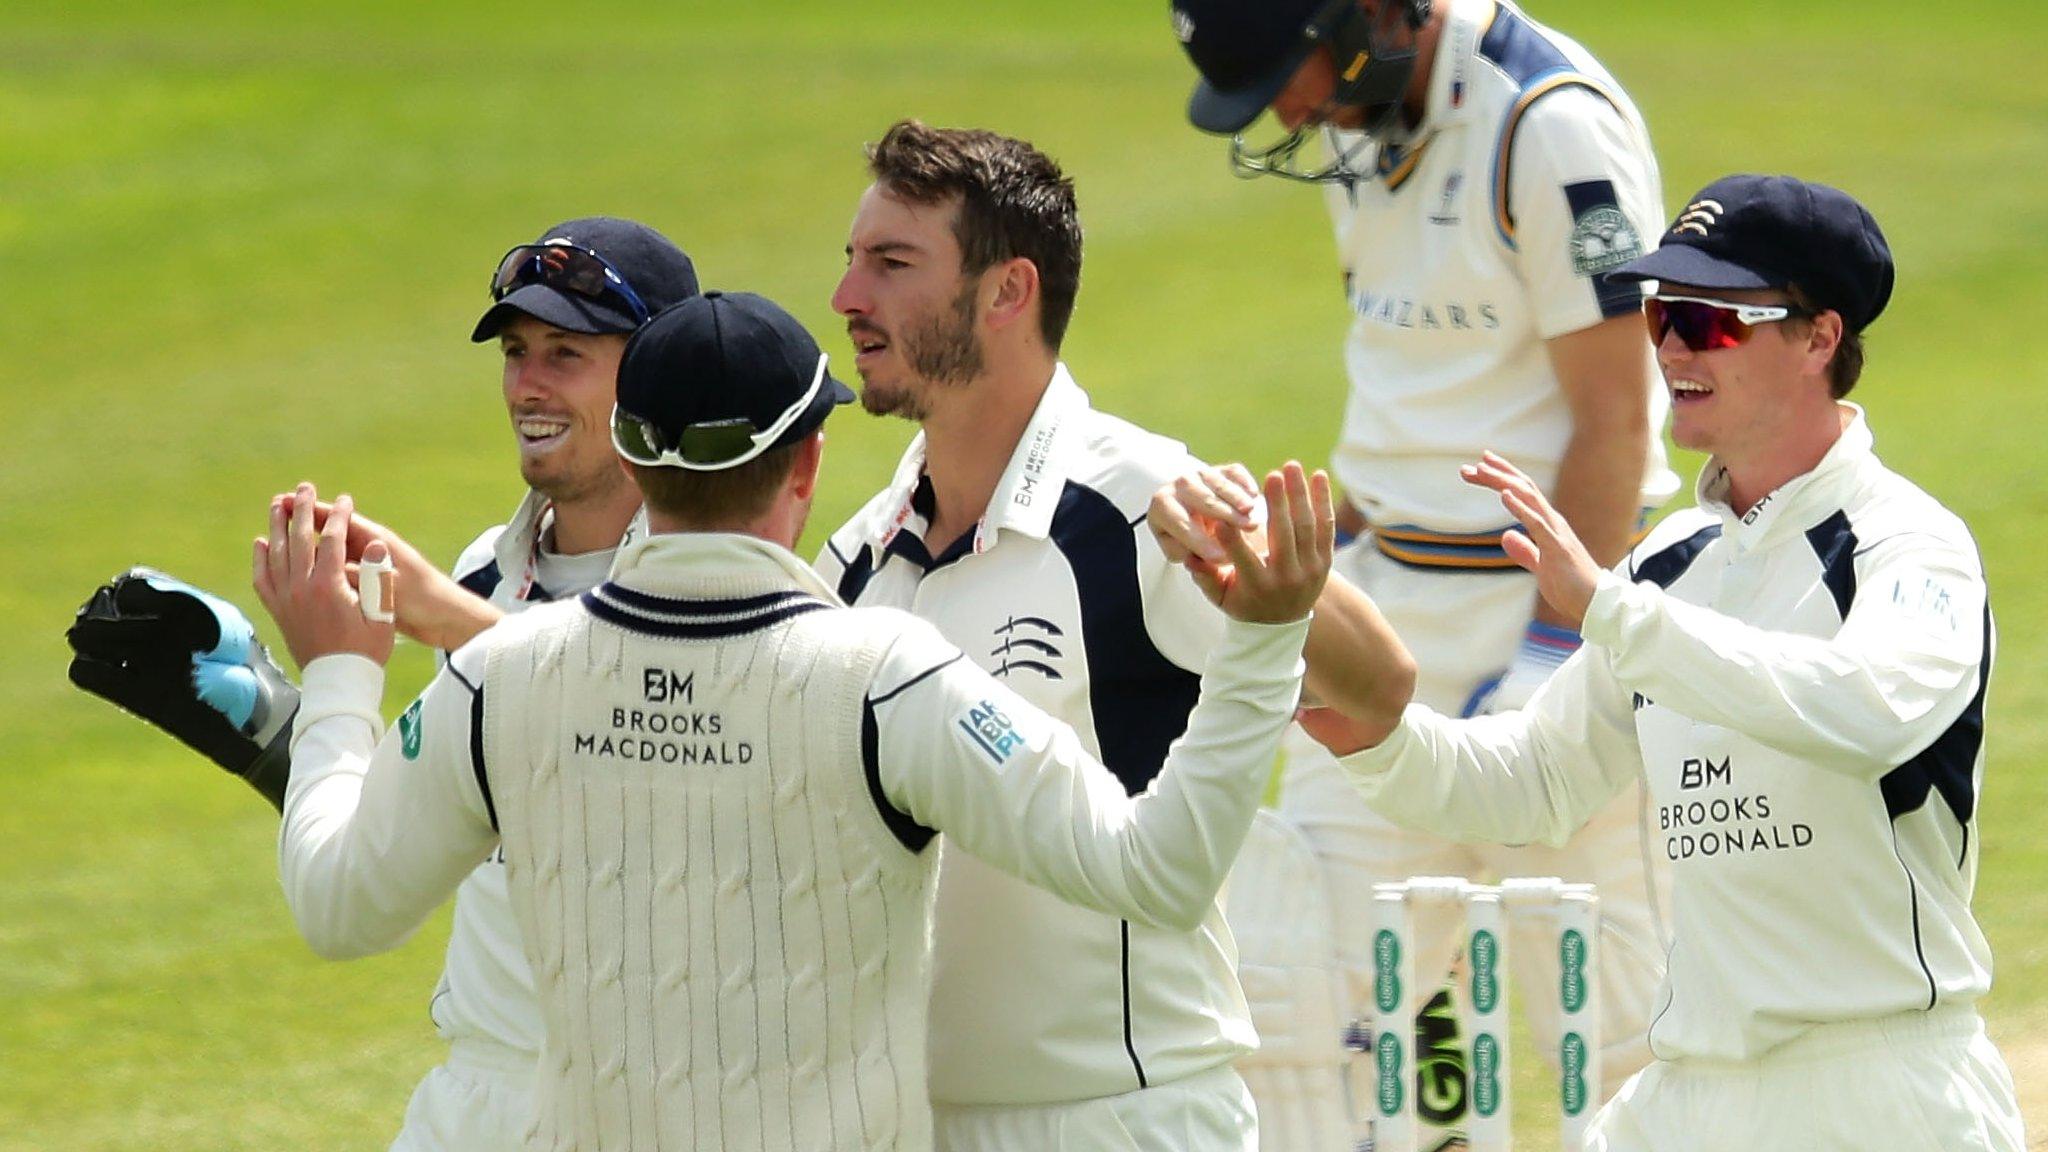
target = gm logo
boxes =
[990,615,1064,680]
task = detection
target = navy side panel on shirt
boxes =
[827,540,878,605]
[1804,510,1859,619]
[1048,481,1202,797]
[1629,523,1722,589]
[469,685,497,832]
[1479,4,1573,83]
[1881,602,1991,843]
[457,559,503,601]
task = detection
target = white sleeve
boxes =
[279,649,499,960]
[1504,86,1662,338]
[872,615,1309,931]
[1581,532,1988,775]
[1337,640,1641,847]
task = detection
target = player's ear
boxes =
[788,432,826,502]
[1801,309,1843,378]
[981,257,1039,337]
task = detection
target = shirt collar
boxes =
[1417,0,1498,131]
[853,362,1090,553]
[979,362,1087,542]
[1696,403,1875,548]
[609,532,844,605]
[494,489,647,599]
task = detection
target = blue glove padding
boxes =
[1460,621,1581,717]
[68,567,299,811]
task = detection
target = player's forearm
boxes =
[280,657,476,959]
[406,568,507,652]
[1106,616,1311,928]
[1301,572,1414,743]
[1542,315,1657,625]
[1548,414,1650,568]
[279,658,414,959]
[1585,569,1985,773]
[891,617,1307,932]
[1339,701,1629,848]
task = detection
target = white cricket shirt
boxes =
[279,531,1308,1150]
[1340,407,1997,1062]
[816,364,1252,1106]
[1320,0,1678,538]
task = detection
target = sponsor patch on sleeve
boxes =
[955,697,1029,769]
[1891,573,1962,633]
[1562,178,1647,316]
[399,698,425,760]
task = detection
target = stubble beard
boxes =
[859,282,983,422]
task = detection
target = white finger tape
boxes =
[359,555,396,624]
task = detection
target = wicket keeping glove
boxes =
[1461,621,1581,717]
[67,568,298,812]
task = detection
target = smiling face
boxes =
[1654,284,1833,463]
[830,183,986,422]
[497,314,633,504]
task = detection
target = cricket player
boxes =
[64,216,701,1150]
[260,289,1336,1152]
[1165,176,2027,1151]
[1170,0,1676,1141]
[818,119,1414,1151]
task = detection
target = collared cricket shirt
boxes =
[817,364,1252,1105]
[1341,408,1996,1062]
[1320,0,1678,539]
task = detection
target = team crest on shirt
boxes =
[1429,172,1464,226]
[399,698,424,760]
[1567,204,1644,276]
[990,615,1065,680]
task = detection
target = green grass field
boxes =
[4,1,2045,1147]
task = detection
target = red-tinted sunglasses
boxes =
[1644,295,1804,353]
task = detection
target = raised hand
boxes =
[1184,462,1335,625]
[252,483,396,670]
[1460,451,1601,628]
[279,492,498,652]
[1148,462,1267,566]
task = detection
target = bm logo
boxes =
[1680,756,1731,790]
[643,668,694,704]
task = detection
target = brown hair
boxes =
[629,442,802,529]
[866,119,1084,351]
[1786,284,1865,398]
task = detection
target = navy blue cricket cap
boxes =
[1607,175,1894,332]
[615,291,855,470]
[1174,0,1327,134]
[471,216,700,342]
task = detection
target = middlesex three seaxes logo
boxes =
[1673,198,1725,238]
[990,615,1064,680]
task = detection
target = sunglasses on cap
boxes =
[1644,295,1807,353]
[490,243,653,325]
[610,353,831,472]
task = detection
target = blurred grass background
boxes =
[3,1,2044,1147]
